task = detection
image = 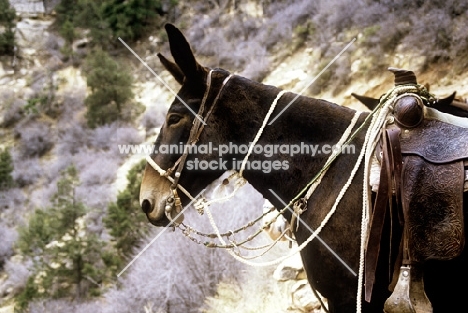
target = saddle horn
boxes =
[388,67,418,86]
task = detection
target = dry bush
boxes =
[203,257,291,313]
[12,156,43,188]
[14,119,55,159]
[0,91,25,128]
[1,258,31,297]
[28,299,102,313]
[0,224,17,266]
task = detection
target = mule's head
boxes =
[140,24,231,226]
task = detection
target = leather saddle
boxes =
[399,118,467,262]
[364,68,468,307]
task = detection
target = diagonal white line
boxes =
[268,38,356,125]
[117,189,207,277]
[118,37,206,125]
[269,189,357,276]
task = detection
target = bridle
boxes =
[146,69,233,223]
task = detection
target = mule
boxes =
[139,24,468,313]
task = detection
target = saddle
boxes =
[364,68,468,312]
[400,119,467,262]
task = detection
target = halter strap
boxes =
[147,70,233,196]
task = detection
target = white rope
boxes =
[239,90,287,176]
[356,84,423,313]
[304,110,362,200]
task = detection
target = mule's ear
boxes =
[430,92,468,118]
[351,93,380,110]
[165,23,204,81]
[158,53,184,84]
[436,91,456,107]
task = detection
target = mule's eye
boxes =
[167,114,183,126]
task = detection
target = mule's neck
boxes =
[212,75,366,206]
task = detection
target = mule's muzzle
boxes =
[140,195,173,227]
[147,214,171,227]
[141,199,154,214]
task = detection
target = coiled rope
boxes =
[355,83,432,313]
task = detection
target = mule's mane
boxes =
[205,74,361,165]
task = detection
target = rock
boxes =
[73,38,89,52]
[272,249,325,312]
[0,62,14,86]
[273,252,306,281]
[290,280,324,313]
[15,18,53,58]
[10,0,45,17]
[0,305,14,313]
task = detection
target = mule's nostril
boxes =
[141,199,154,214]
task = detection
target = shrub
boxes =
[59,19,76,60]
[78,153,120,185]
[70,149,121,186]
[29,182,58,210]
[16,166,112,309]
[101,0,165,41]
[0,148,14,190]
[83,48,141,128]
[0,188,25,217]
[56,122,89,155]
[76,183,116,210]
[21,71,60,119]
[89,123,142,150]
[140,105,165,131]
[28,299,101,313]
[104,160,149,267]
[55,0,80,26]
[0,0,15,56]
[55,0,175,50]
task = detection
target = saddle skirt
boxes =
[398,118,467,261]
[400,118,468,163]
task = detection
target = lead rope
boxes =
[239,90,287,176]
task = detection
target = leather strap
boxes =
[365,126,403,302]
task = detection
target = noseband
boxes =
[146,69,233,223]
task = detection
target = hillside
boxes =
[1,0,468,312]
